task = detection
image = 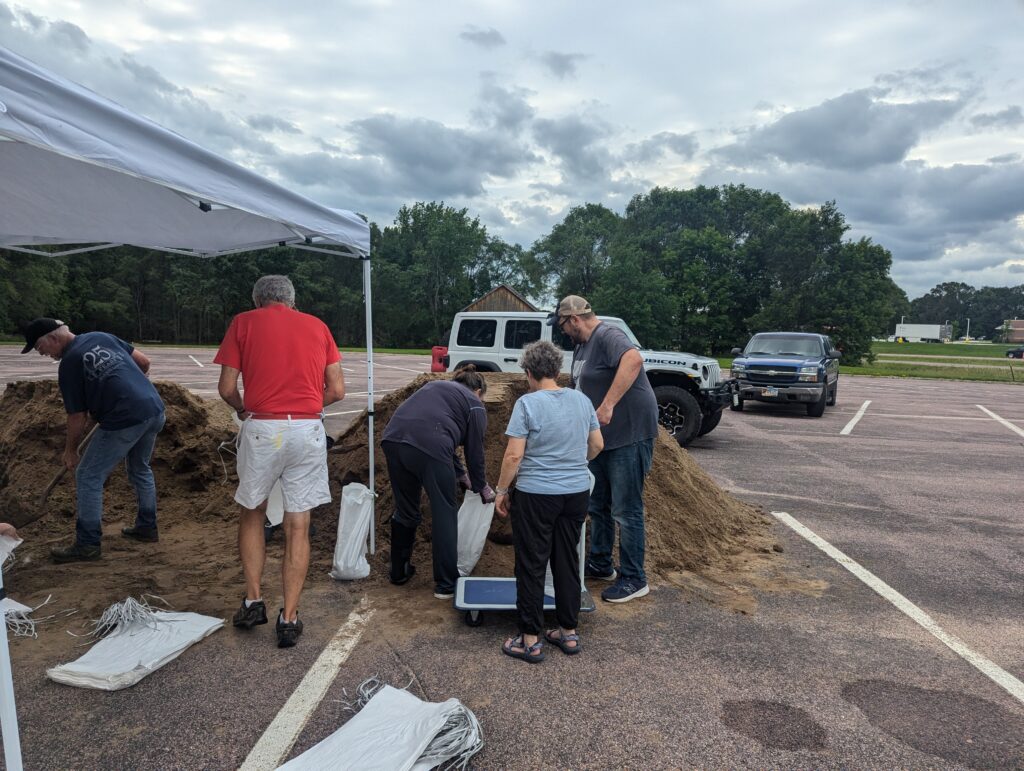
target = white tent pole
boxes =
[362,257,376,555]
[0,566,25,771]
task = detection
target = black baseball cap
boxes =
[21,318,65,353]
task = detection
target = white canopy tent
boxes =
[0,46,377,770]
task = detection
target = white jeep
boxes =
[439,311,737,446]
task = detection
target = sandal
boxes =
[502,635,545,663]
[545,629,582,655]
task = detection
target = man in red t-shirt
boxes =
[215,275,346,648]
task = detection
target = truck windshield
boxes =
[745,335,822,357]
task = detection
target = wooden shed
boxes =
[462,284,538,313]
[1002,319,1024,343]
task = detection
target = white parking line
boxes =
[840,400,871,435]
[772,511,1024,705]
[188,354,205,368]
[239,600,375,770]
[372,362,426,373]
[976,405,1024,439]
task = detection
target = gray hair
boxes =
[252,275,295,308]
[519,340,563,381]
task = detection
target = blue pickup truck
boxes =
[729,332,841,417]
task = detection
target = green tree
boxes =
[531,203,621,299]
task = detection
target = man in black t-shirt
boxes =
[22,318,165,563]
[551,296,658,603]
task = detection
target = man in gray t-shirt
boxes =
[551,295,657,603]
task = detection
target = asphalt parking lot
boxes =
[2,347,1023,769]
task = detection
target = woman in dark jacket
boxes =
[381,365,494,599]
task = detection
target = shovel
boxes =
[36,423,99,512]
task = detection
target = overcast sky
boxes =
[3,1,1023,298]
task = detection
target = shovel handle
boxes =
[37,423,100,508]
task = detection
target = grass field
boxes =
[871,341,1016,358]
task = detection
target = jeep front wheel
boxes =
[654,385,702,447]
[697,408,723,437]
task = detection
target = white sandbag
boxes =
[0,534,21,566]
[279,684,482,771]
[330,482,373,580]
[457,492,494,577]
[47,610,223,690]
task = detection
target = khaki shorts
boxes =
[235,419,330,513]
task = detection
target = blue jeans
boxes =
[75,412,166,546]
[587,438,654,584]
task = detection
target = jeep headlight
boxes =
[798,366,820,382]
[701,365,709,381]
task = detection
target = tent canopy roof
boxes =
[0,46,369,257]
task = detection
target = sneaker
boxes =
[50,542,101,563]
[121,525,159,543]
[232,598,268,629]
[433,587,455,600]
[584,561,617,582]
[276,611,303,648]
[601,579,650,603]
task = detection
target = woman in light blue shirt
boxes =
[495,341,603,663]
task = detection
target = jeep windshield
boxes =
[744,335,822,357]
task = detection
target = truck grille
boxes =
[706,362,721,386]
[746,364,798,385]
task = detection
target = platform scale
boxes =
[454,473,597,627]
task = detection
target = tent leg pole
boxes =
[362,258,375,556]
[0,567,24,771]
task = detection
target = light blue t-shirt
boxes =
[505,388,600,495]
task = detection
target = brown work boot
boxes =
[51,542,101,563]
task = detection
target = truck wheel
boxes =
[730,398,744,412]
[827,379,838,406]
[654,385,702,446]
[807,386,827,417]
[697,408,723,437]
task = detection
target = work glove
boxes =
[457,472,472,491]
[480,484,496,504]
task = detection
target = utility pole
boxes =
[966,318,971,341]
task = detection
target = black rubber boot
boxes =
[389,520,417,585]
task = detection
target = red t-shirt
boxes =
[214,305,341,414]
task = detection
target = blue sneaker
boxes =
[601,579,649,603]
[584,562,617,582]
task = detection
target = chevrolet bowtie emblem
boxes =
[765,370,780,376]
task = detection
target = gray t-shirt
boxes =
[571,322,659,450]
[505,388,599,495]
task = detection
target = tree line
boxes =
[2,184,1016,361]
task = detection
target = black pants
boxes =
[382,441,459,592]
[511,489,589,635]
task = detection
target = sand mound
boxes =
[329,373,775,584]
[0,380,286,639]
[0,380,236,529]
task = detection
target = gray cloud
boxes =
[989,152,1021,164]
[540,51,587,80]
[301,113,540,199]
[473,78,535,134]
[624,131,698,163]
[719,88,965,170]
[533,114,613,185]
[971,105,1024,130]
[246,113,302,134]
[459,25,505,49]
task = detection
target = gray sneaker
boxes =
[601,579,650,603]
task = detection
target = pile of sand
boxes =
[0,381,282,633]
[328,373,776,585]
